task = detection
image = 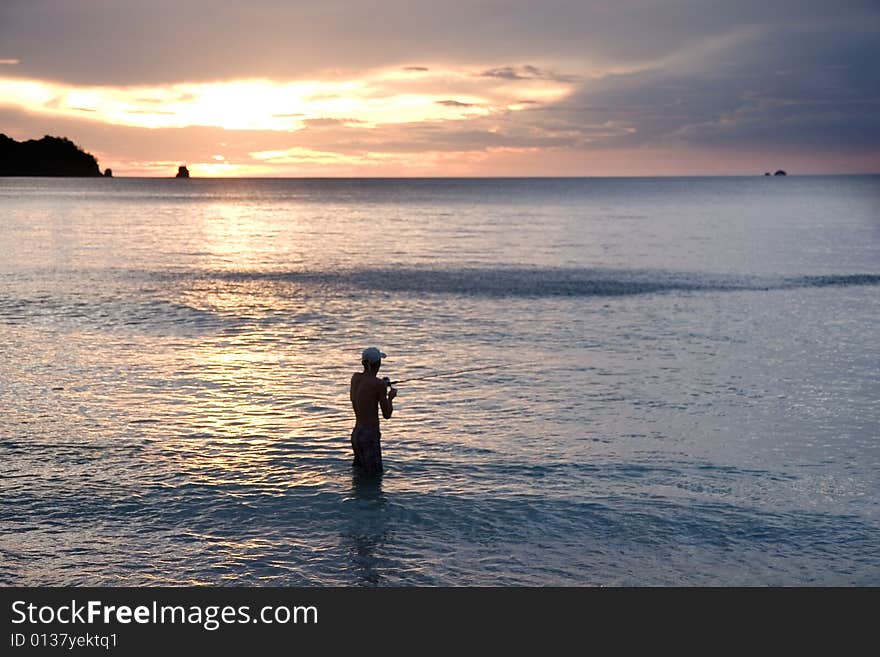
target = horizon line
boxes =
[7,172,878,179]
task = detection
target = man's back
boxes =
[350,372,385,428]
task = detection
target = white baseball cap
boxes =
[361,347,387,363]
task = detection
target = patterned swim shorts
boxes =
[351,425,383,473]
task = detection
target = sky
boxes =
[1,0,879,177]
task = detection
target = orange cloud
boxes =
[0,66,572,133]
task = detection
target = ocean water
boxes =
[1,176,878,586]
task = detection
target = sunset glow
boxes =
[1,1,877,176]
[0,68,540,131]
[0,65,580,175]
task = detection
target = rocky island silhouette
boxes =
[0,134,110,177]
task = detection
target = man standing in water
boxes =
[350,347,397,474]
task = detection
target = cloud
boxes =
[436,100,477,107]
[302,117,365,128]
[513,19,880,154]
[0,68,527,131]
[249,146,352,165]
[479,65,579,83]
[2,1,876,86]
[480,66,541,81]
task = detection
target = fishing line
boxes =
[389,364,502,385]
[387,361,540,386]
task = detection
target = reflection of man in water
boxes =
[346,470,387,584]
[350,347,397,474]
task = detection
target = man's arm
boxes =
[379,381,396,419]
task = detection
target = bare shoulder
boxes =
[364,375,384,396]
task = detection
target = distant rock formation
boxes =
[0,133,102,176]
[175,165,190,178]
[774,170,787,176]
[103,168,113,177]
[764,172,771,176]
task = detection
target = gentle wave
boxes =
[208,268,880,298]
[3,269,877,329]
[0,294,225,330]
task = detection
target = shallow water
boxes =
[1,176,878,585]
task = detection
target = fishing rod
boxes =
[295,365,507,430]
[306,361,540,429]
[384,362,536,387]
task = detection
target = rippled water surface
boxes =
[2,176,878,585]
